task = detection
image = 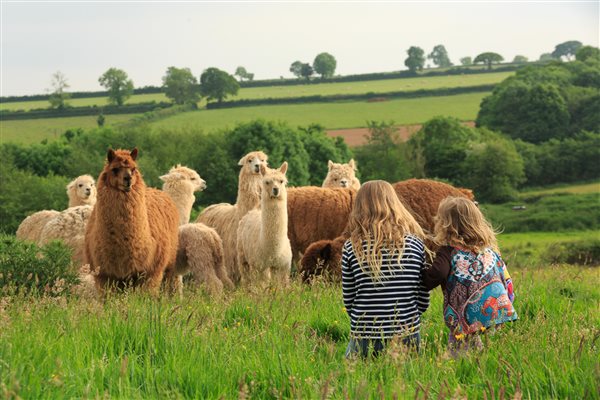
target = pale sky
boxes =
[1,1,598,96]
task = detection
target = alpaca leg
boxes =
[213,248,234,290]
[271,267,290,287]
[144,269,166,297]
[163,267,183,298]
[187,247,224,296]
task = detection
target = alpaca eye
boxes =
[191,177,196,180]
[78,184,83,187]
[334,178,338,181]
[112,168,119,175]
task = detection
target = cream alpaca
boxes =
[160,165,206,226]
[237,162,292,288]
[322,159,360,191]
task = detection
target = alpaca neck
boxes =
[260,193,288,244]
[163,182,195,225]
[236,170,262,216]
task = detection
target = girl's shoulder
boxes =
[404,234,425,250]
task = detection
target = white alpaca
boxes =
[16,175,97,244]
[322,159,360,191]
[196,151,268,285]
[237,162,292,288]
[160,165,233,295]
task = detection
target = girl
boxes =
[423,196,517,353]
[342,180,430,358]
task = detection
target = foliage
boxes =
[538,53,555,62]
[0,234,77,295]
[162,66,200,105]
[512,55,528,64]
[404,46,425,73]
[543,238,600,266]
[576,45,600,62]
[552,40,583,61]
[473,52,504,70]
[428,45,452,68]
[234,66,254,81]
[200,68,240,103]
[313,52,337,79]
[98,67,134,106]
[48,71,71,109]
[459,56,472,66]
[289,61,304,78]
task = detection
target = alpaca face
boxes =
[105,148,140,193]
[68,175,96,201]
[323,159,358,189]
[239,151,268,175]
[160,165,206,192]
[260,162,288,199]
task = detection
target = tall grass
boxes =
[1,265,598,399]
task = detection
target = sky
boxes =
[1,1,599,96]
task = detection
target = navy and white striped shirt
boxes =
[342,235,430,339]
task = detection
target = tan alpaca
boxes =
[16,175,97,243]
[160,165,233,295]
[196,151,268,285]
[84,148,179,295]
[322,159,361,191]
[237,162,292,288]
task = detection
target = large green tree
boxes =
[552,40,582,61]
[200,68,240,103]
[98,68,134,106]
[428,45,452,68]
[460,56,472,66]
[575,46,600,62]
[473,52,504,70]
[290,61,303,78]
[313,52,337,78]
[48,71,70,109]
[512,55,528,64]
[162,67,200,105]
[404,46,425,73]
[234,66,254,81]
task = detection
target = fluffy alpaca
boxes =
[286,186,357,262]
[84,148,179,295]
[196,151,268,285]
[322,159,361,190]
[16,175,97,243]
[160,165,233,294]
[299,179,476,282]
[160,164,206,226]
[237,162,292,288]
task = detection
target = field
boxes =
[0,71,511,111]
[521,181,600,196]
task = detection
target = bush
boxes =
[0,234,77,295]
[543,239,600,265]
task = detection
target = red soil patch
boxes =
[327,121,476,147]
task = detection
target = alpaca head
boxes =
[67,175,97,205]
[300,236,345,283]
[104,148,141,193]
[259,162,288,200]
[160,165,206,192]
[322,159,358,189]
[239,151,268,175]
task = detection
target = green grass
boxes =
[0,72,511,112]
[152,92,489,133]
[0,114,141,145]
[521,181,600,196]
[1,264,597,399]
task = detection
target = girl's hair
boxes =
[433,196,499,253]
[348,180,426,281]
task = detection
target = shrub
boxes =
[544,239,600,265]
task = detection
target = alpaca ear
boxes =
[320,243,332,260]
[279,161,288,175]
[259,164,267,176]
[159,174,169,182]
[349,159,356,170]
[66,180,75,191]
[107,148,115,163]
[130,148,138,160]
[328,160,334,171]
[238,155,246,166]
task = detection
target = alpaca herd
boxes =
[16,146,478,297]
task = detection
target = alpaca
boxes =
[84,148,179,295]
[160,165,233,294]
[16,175,97,243]
[237,162,292,288]
[322,159,361,190]
[196,151,268,285]
[299,179,476,282]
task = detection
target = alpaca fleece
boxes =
[84,149,179,294]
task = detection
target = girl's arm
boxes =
[498,254,515,302]
[341,242,357,316]
[422,246,453,291]
[417,244,430,314]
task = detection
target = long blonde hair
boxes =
[433,196,499,253]
[348,180,426,281]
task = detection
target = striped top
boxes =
[342,235,430,339]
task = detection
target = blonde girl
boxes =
[423,196,517,353]
[342,180,430,358]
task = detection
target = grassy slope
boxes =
[1,265,597,399]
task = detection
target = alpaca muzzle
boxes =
[271,187,280,198]
[340,180,349,188]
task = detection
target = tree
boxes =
[234,66,254,81]
[313,52,337,78]
[290,61,304,78]
[200,68,240,104]
[539,53,555,62]
[552,40,582,61]
[300,63,314,80]
[98,68,134,106]
[48,71,70,109]
[575,46,600,62]
[427,45,452,68]
[473,52,504,70]
[404,46,425,73]
[512,55,528,64]
[460,57,472,66]
[162,67,200,105]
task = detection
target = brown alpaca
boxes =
[299,179,476,282]
[84,148,179,295]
